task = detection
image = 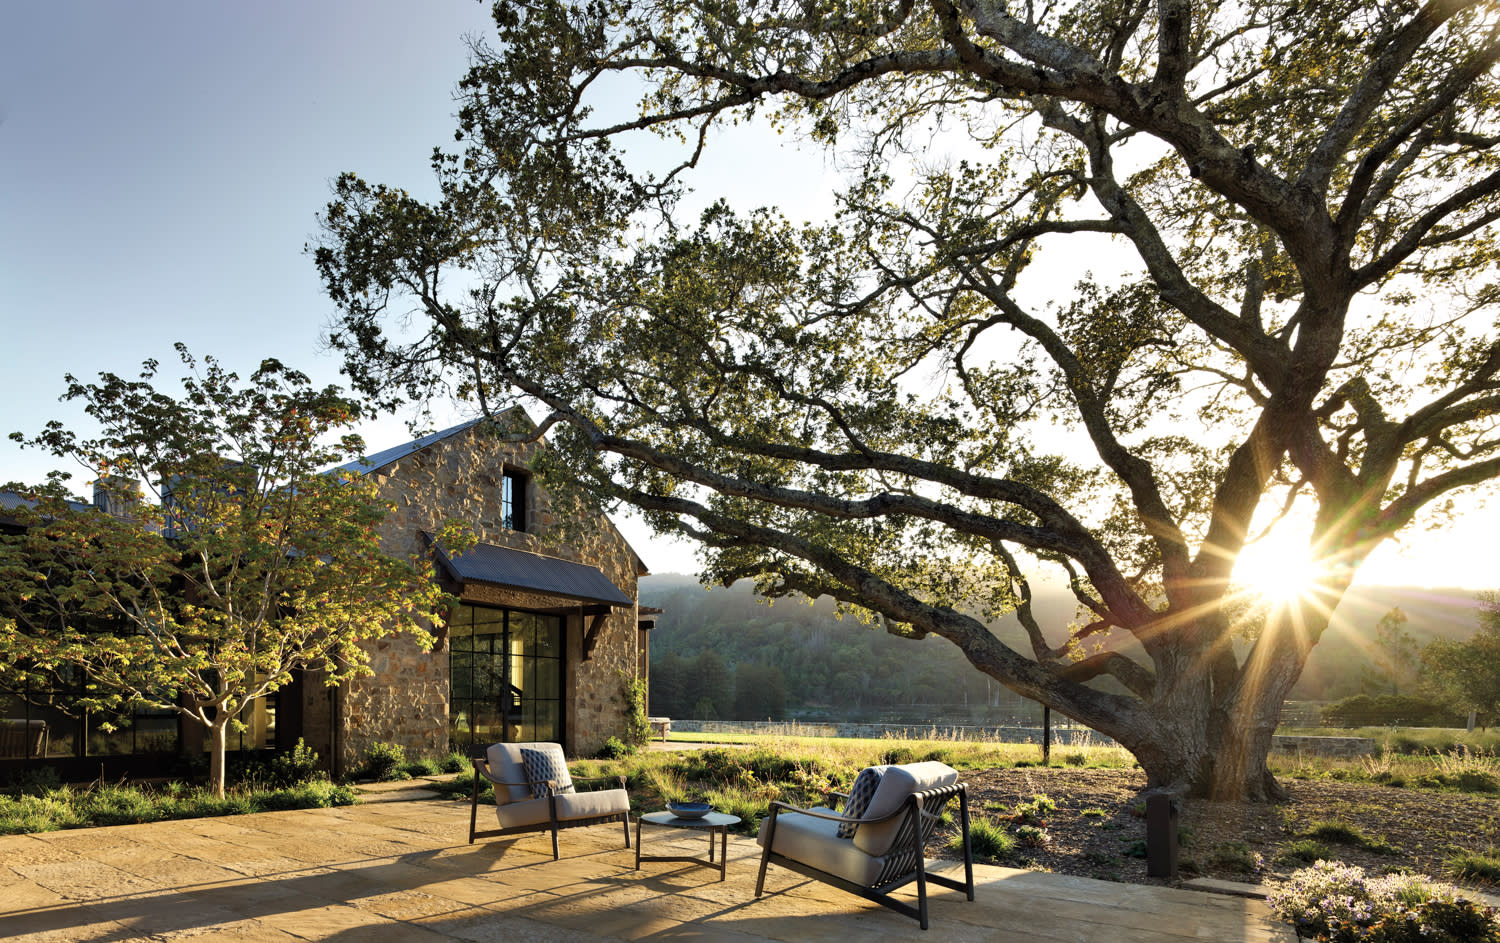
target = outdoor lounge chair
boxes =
[755,760,974,930]
[468,741,632,859]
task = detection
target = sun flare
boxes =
[1234,536,1321,605]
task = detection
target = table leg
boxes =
[708,828,715,862]
[718,827,728,881]
[634,817,643,870]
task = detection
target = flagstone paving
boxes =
[0,794,1295,941]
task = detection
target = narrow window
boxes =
[501,470,527,532]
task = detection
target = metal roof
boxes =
[0,490,94,515]
[426,534,635,608]
[333,418,484,476]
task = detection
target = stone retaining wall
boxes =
[671,721,1377,758]
[1270,735,1376,758]
[671,718,1114,747]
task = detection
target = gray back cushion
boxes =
[487,742,571,803]
[851,761,958,857]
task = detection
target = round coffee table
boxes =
[634,810,741,881]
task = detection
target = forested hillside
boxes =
[641,577,1490,720]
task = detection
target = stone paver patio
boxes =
[1,789,1294,941]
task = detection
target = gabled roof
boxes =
[425,534,634,608]
[334,414,652,577]
[334,418,484,476]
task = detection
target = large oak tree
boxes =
[315,0,1500,798]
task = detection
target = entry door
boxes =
[449,605,563,750]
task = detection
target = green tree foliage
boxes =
[1423,593,1500,730]
[646,582,1024,718]
[314,1,1500,799]
[0,349,465,796]
[1319,693,1458,728]
[732,662,788,721]
[1363,607,1420,696]
[685,650,733,721]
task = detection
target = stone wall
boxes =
[337,418,643,769]
[1270,735,1376,758]
[662,722,1378,759]
[671,719,1115,746]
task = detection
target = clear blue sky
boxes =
[0,1,699,573]
[0,2,1491,587]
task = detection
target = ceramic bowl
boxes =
[666,801,712,819]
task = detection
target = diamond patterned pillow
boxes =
[520,746,575,800]
[838,767,884,839]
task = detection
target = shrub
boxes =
[269,738,322,787]
[1063,752,1088,766]
[964,817,1015,860]
[1302,820,1398,854]
[1321,694,1459,728]
[361,741,408,781]
[1011,794,1056,825]
[440,752,473,775]
[596,736,633,759]
[0,793,83,834]
[402,757,441,777]
[1454,771,1500,794]
[881,746,918,766]
[1210,841,1265,874]
[1014,824,1049,847]
[1448,850,1500,885]
[83,784,167,826]
[1278,839,1332,863]
[1080,807,1109,819]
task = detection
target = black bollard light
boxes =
[1145,794,1179,878]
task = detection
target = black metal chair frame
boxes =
[755,781,974,931]
[468,755,632,860]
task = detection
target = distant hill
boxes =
[639,575,1491,706]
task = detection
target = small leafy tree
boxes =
[0,348,464,796]
[1423,593,1500,731]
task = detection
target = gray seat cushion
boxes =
[757,809,887,886]
[495,787,630,829]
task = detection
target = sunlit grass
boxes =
[0,780,358,835]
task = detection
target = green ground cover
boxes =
[0,780,359,834]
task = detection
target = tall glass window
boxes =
[449,605,563,750]
[500,471,527,531]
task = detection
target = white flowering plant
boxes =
[1267,860,1499,942]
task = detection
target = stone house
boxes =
[0,415,651,780]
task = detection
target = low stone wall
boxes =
[670,718,1115,747]
[1271,735,1376,758]
[670,721,1376,758]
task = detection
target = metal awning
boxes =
[424,533,634,609]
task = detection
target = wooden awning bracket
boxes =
[581,611,609,661]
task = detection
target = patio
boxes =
[0,788,1294,942]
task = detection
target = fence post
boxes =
[1042,706,1051,765]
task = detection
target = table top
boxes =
[641,810,741,828]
